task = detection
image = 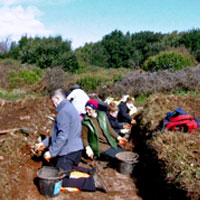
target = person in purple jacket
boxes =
[35,89,107,192]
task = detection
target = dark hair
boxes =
[50,88,66,99]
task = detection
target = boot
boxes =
[93,173,108,193]
[89,167,96,175]
[89,162,105,176]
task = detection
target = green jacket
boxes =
[82,111,118,157]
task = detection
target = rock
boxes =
[0,155,4,160]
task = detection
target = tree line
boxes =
[0,29,200,72]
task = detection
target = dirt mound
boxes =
[138,94,200,200]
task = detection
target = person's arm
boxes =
[106,115,128,146]
[106,117,119,139]
[42,137,50,147]
[107,114,124,129]
[81,125,89,147]
[49,110,70,157]
[81,125,94,159]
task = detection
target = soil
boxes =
[0,96,141,200]
[0,95,199,200]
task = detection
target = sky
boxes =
[0,0,200,49]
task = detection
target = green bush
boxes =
[18,70,40,84]
[9,70,41,88]
[32,68,43,77]
[142,51,197,71]
[113,73,123,82]
[77,76,110,91]
[9,36,80,72]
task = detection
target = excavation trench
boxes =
[0,96,197,200]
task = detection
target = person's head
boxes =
[50,88,66,108]
[108,102,119,118]
[126,97,134,110]
[70,84,81,91]
[85,99,98,117]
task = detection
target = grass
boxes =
[0,90,24,99]
[140,94,200,200]
[173,90,200,97]
[135,95,149,104]
[66,65,131,92]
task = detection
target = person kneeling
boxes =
[82,99,128,165]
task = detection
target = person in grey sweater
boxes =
[42,90,83,158]
[35,89,107,192]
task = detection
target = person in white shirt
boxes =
[67,84,90,116]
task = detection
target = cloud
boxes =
[0,3,53,42]
[0,0,33,6]
[0,0,74,6]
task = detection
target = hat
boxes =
[85,99,98,110]
[70,84,80,91]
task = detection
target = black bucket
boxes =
[116,151,139,175]
[37,166,66,197]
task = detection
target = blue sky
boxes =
[0,0,200,49]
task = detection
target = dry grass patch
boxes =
[140,94,200,200]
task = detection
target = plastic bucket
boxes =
[116,151,139,175]
[37,166,66,197]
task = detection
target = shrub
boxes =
[77,75,110,91]
[179,29,200,62]
[104,65,200,98]
[9,36,80,72]
[18,70,40,84]
[9,70,41,88]
[43,68,67,94]
[32,68,43,77]
[74,67,128,93]
[142,51,197,71]
[0,64,11,88]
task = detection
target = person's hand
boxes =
[44,151,52,162]
[131,119,136,125]
[120,129,130,134]
[123,124,131,130]
[117,136,128,146]
[86,146,94,159]
[35,142,45,152]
